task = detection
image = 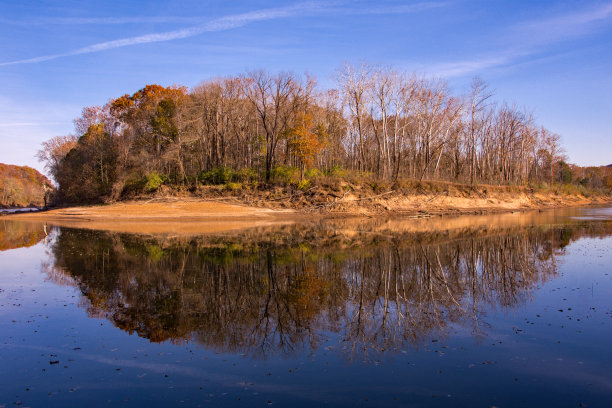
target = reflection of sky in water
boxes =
[1,209,611,407]
[571,206,612,220]
[0,207,39,213]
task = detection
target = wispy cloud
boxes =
[0,122,55,127]
[0,1,450,66]
[0,2,327,66]
[426,55,515,78]
[421,2,612,78]
[2,1,448,26]
[0,16,204,25]
[513,2,612,42]
[339,1,450,16]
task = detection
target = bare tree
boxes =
[467,77,493,184]
[36,134,79,182]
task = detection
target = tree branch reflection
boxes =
[37,221,612,360]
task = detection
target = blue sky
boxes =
[1,0,611,173]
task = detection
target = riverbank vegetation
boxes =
[37,63,612,204]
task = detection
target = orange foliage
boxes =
[110,84,187,117]
[289,267,329,321]
[286,112,326,173]
[604,175,612,190]
[0,163,53,207]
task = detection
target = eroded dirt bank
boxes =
[181,182,612,217]
[317,190,611,216]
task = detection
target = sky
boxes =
[1,0,611,174]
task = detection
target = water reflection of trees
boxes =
[43,221,612,359]
[0,220,46,251]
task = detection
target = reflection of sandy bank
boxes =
[336,209,577,236]
[47,219,296,236]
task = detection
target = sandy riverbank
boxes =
[2,191,610,236]
[2,188,609,218]
[1,199,295,235]
[5,191,611,222]
[6,199,291,220]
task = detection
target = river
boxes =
[1,207,611,407]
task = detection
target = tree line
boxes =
[37,63,611,203]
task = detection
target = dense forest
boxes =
[37,64,612,203]
[0,163,53,208]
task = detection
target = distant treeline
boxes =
[0,163,52,208]
[37,63,612,203]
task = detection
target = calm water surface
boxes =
[1,208,612,407]
[0,207,39,214]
